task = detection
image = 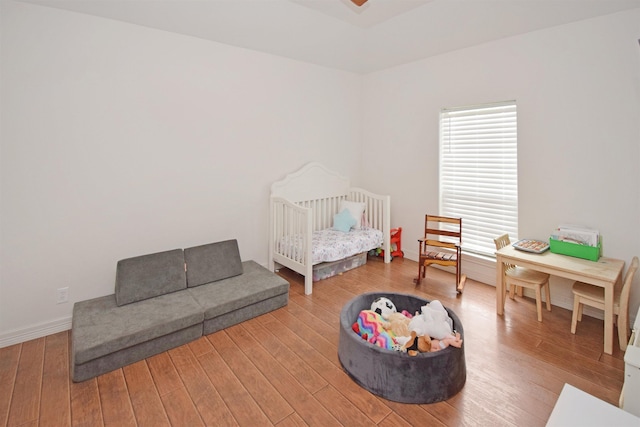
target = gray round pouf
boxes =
[338,292,466,404]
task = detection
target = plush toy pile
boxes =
[351,296,463,356]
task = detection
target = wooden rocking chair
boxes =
[416,215,465,294]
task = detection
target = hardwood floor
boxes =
[0,257,627,426]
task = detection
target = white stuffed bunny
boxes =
[408,300,454,340]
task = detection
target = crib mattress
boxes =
[278,228,383,265]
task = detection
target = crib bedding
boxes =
[278,227,383,265]
[270,163,391,294]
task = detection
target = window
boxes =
[439,101,518,257]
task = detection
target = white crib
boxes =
[269,162,391,295]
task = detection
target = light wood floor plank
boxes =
[1,257,629,426]
[383,400,445,426]
[313,384,375,426]
[188,335,215,357]
[6,337,44,426]
[197,346,273,426]
[39,331,71,427]
[70,377,103,427]
[242,316,328,394]
[258,311,393,424]
[227,323,342,426]
[207,330,294,424]
[270,306,340,367]
[146,351,184,397]
[122,361,171,427]
[274,412,308,427]
[378,412,414,427]
[419,401,465,427]
[0,343,21,426]
[159,386,205,427]
[96,370,136,427]
[168,345,237,426]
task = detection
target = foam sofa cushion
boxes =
[72,291,203,366]
[184,239,243,287]
[115,248,186,306]
[188,261,289,320]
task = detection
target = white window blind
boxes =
[439,101,518,257]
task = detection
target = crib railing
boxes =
[269,189,391,295]
[269,196,312,271]
[349,188,391,262]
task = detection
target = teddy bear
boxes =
[382,311,410,335]
[381,311,412,347]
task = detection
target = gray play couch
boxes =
[71,239,289,382]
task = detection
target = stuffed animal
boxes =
[368,330,396,350]
[353,309,385,340]
[402,330,463,356]
[433,332,463,351]
[408,299,454,340]
[380,311,412,347]
[370,297,396,318]
[352,309,395,350]
[402,331,431,356]
[382,312,411,338]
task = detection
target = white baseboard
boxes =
[0,316,72,348]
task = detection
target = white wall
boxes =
[361,9,640,318]
[0,1,363,343]
[2,1,639,346]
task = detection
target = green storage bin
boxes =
[549,238,600,261]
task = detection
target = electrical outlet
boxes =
[56,287,69,304]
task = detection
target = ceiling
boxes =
[19,0,640,73]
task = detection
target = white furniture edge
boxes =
[546,383,640,426]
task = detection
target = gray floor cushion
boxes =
[72,290,203,381]
[184,240,243,287]
[201,293,289,335]
[71,250,290,382]
[72,324,202,383]
[115,248,187,306]
[188,260,289,333]
[338,292,466,404]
